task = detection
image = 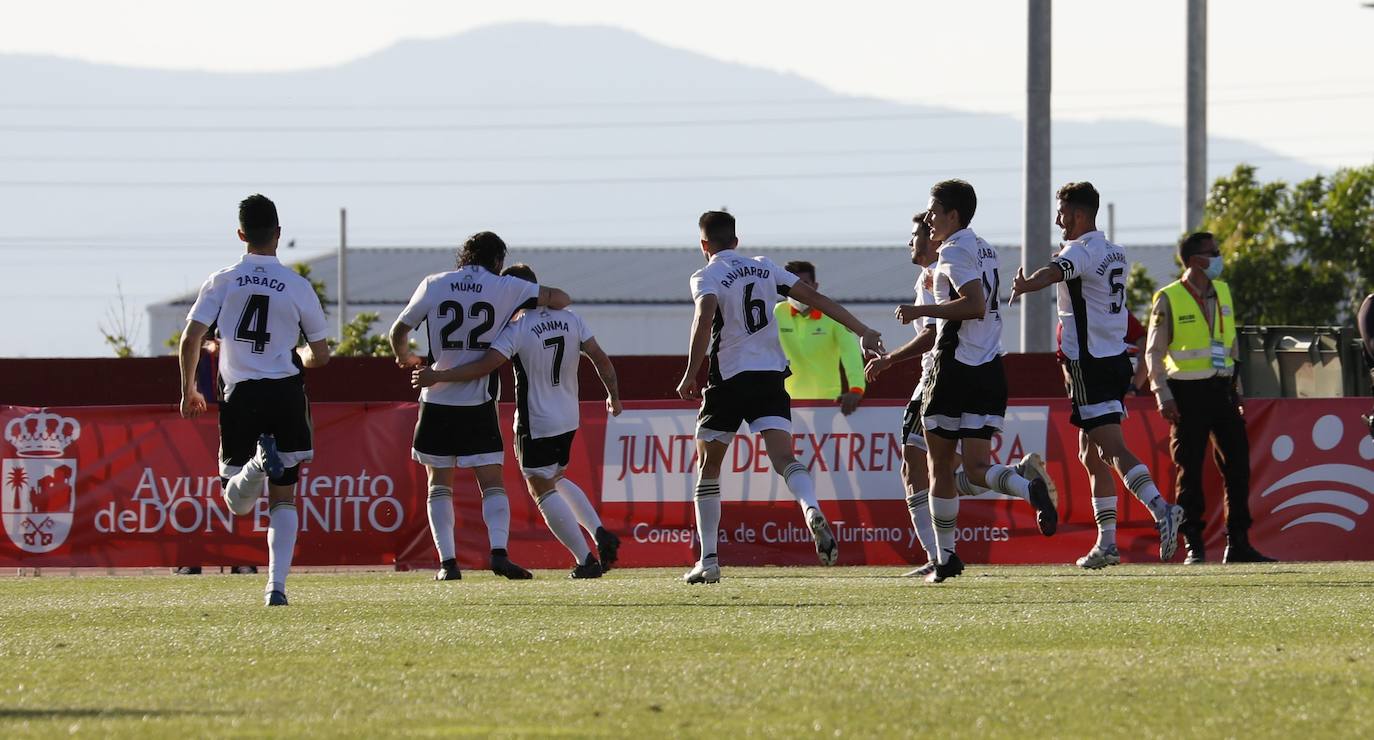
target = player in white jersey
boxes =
[1009,181,1184,567]
[895,180,1059,584]
[675,211,884,584]
[412,263,623,579]
[388,232,572,582]
[867,212,1050,577]
[178,194,331,607]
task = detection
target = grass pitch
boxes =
[2,563,1373,738]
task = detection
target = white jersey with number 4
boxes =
[689,251,799,384]
[491,307,594,439]
[932,228,1003,367]
[398,265,541,407]
[1053,230,1130,361]
[188,253,329,400]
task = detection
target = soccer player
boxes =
[895,179,1059,584]
[868,212,1052,577]
[676,211,884,584]
[177,194,331,607]
[1009,181,1184,567]
[411,263,622,579]
[389,233,572,581]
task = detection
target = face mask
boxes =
[1204,254,1224,280]
[788,297,811,313]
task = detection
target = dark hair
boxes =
[912,211,931,235]
[1178,231,1216,264]
[238,194,279,248]
[1056,181,1100,216]
[501,263,537,284]
[698,210,737,249]
[458,231,508,271]
[783,260,816,281]
[930,179,977,228]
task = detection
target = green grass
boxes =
[2,563,1373,738]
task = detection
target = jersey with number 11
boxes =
[398,265,541,407]
[188,253,329,399]
[689,251,800,384]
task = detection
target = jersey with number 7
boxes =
[689,252,800,385]
[188,253,329,399]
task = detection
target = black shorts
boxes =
[412,400,504,468]
[218,374,312,476]
[697,370,792,441]
[901,400,927,450]
[1064,352,1133,431]
[515,430,576,477]
[921,353,1007,440]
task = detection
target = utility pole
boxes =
[1022,0,1053,352]
[337,208,347,341]
[1107,202,1116,242]
[1184,0,1207,232]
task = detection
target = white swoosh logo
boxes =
[1259,465,1374,497]
[1271,491,1370,515]
[1280,513,1357,532]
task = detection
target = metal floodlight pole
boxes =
[338,207,348,340]
[1184,0,1207,232]
[1022,0,1053,352]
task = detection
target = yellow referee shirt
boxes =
[774,302,866,400]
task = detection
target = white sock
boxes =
[986,464,1031,500]
[223,460,266,516]
[427,485,456,561]
[781,462,819,513]
[537,490,592,564]
[266,502,297,594]
[954,469,990,497]
[555,478,603,536]
[1124,464,1169,521]
[694,478,721,559]
[929,495,959,565]
[1092,495,1118,549]
[906,487,938,562]
[481,487,510,550]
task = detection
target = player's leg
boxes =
[473,462,530,579]
[1085,422,1183,562]
[924,432,964,582]
[263,479,298,606]
[260,378,315,606]
[411,402,462,581]
[684,381,741,583]
[1076,430,1122,569]
[218,384,266,516]
[751,371,836,566]
[902,443,939,576]
[518,432,600,577]
[555,476,619,568]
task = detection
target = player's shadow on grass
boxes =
[0,708,225,720]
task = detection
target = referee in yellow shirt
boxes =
[775,261,866,415]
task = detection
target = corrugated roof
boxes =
[158,243,1183,306]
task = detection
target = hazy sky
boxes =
[3,0,1372,170]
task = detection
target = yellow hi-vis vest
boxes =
[1157,279,1235,379]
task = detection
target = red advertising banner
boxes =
[2,398,1370,570]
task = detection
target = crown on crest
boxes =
[4,410,81,458]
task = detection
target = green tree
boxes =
[335,312,398,357]
[1201,163,1364,326]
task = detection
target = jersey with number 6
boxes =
[491,307,594,439]
[188,253,329,400]
[689,251,799,384]
[932,227,1003,367]
[398,265,541,407]
[1053,230,1129,361]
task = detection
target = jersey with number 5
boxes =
[933,227,1003,366]
[689,251,799,384]
[491,307,593,439]
[398,265,541,407]
[188,253,329,400]
[1053,230,1129,361]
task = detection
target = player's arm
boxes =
[897,278,986,323]
[178,320,211,418]
[412,349,508,388]
[1009,263,1065,304]
[535,285,572,310]
[297,339,331,369]
[582,337,622,416]
[866,325,936,381]
[677,293,718,400]
[388,319,422,368]
[787,281,884,356]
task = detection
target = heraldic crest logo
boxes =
[3,410,81,553]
